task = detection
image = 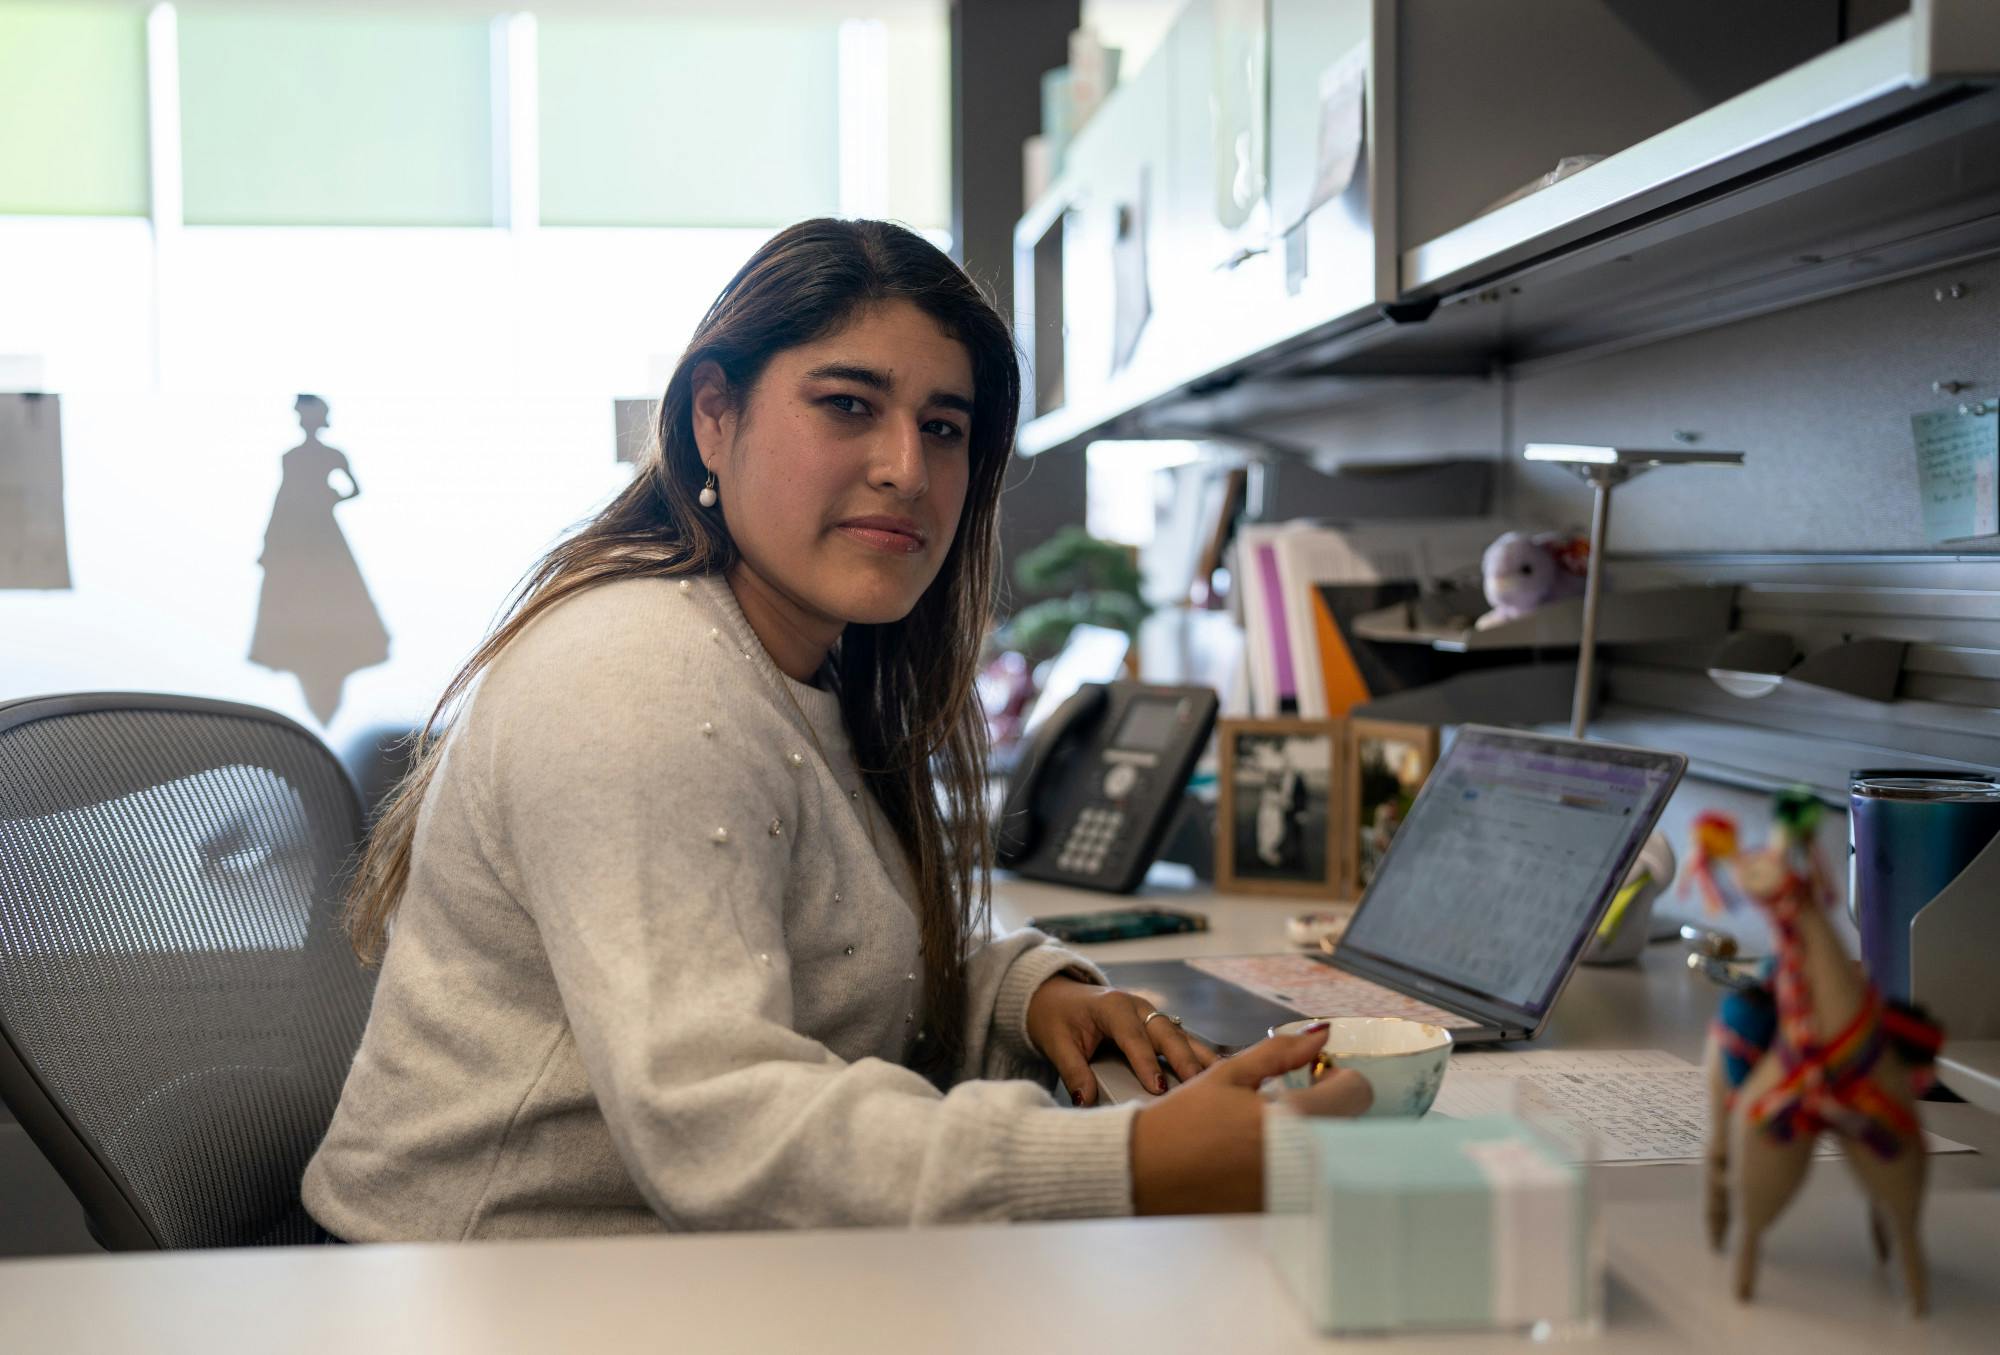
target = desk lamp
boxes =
[1523,444,1745,737]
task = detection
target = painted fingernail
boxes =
[1154,1077,1167,1093]
[1300,1021,1330,1034]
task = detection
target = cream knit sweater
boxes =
[302,573,1137,1240]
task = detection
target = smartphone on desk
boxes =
[1028,907,1209,944]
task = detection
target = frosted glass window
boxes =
[0,390,636,751]
[0,2,150,217]
[538,17,840,228]
[0,218,155,391]
[883,10,949,231]
[512,227,779,397]
[178,11,493,227]
[156,227,517,393]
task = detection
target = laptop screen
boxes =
[1337,727,1684,1018]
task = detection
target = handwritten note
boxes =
[1435,1050,1972,1163]
[1913,406,1999,543]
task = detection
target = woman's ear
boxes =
[689,361,735,471]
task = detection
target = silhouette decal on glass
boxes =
[248,395,390,725]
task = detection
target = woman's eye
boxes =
[826,394,866,416]
[925,420,966,442]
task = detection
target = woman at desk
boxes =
[303,220,1368,1242]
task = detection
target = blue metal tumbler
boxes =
[1848,772,2000,1004]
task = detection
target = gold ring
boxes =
[1142,1011,1182,1030]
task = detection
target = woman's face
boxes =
[693,299,975,637]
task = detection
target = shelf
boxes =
[1116,373,1485,439]
[1287,81,2000,376]
[1401,17,1950,296]
[1355,661,1577,729]
[1352,585,1734,653]
[1938,1042,2000,1117]
[1016,362,1439,456]
[1548,704,1984,805]
[1013,6,2000,453]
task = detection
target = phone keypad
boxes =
[1055,806,1127,877]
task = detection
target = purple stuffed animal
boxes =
[1476,531,1589,630]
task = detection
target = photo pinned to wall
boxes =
[247,394,390,726]
[1345,718,1440,897]
[0,392,72,590]
[1216,717,1344,898]
[1305,44,1367,219]
[1273,40,1366,238]
[1210,0,1271,245]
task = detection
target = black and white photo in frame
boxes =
[1215,717,1344,898]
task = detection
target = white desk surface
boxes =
[3,866,1996,1354]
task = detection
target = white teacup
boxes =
[1270,1016,1453,1117]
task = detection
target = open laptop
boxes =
[1102,726,1686,1048]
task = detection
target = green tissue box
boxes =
[1264,1113,1596,1335]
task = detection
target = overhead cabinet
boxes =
[1015,0,2000,455]
[1015,0,1390,453]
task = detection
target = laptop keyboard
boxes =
[1185,954,1484,1030]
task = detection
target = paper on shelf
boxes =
[1435,1049,1974,1163]
[1301,45,1365,226]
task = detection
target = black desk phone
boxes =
[996,681,1218,893]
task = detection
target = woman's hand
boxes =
[1129,1023,1372,1215]
[1025,975,1220,1104]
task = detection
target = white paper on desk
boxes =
[0,392,71,590]
[1433,1050,1974,1164]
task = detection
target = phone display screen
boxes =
[1113,699,1181,752]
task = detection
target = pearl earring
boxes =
[698,472,718,509]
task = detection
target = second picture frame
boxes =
[1215,717,1346,898]
[1343,718,1441,899]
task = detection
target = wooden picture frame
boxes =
[1215,717,1345,897]
[1343,718,1441,899]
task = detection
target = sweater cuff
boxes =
[992,938,1106,1065]
[1262,1105,1314,1215]
[1000,1103,1139,1220]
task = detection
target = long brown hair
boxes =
[345,219,1018,1081]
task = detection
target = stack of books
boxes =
[1231,519,1497,718]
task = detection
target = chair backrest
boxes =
[0,693,378,1248]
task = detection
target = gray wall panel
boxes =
[1256,252,2000,555]
[1507,252,2000,552]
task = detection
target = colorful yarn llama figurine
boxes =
[1695,791,1944,1315]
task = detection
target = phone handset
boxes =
[995,684,1108,867]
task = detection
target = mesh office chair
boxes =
[0,693,377,1248]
